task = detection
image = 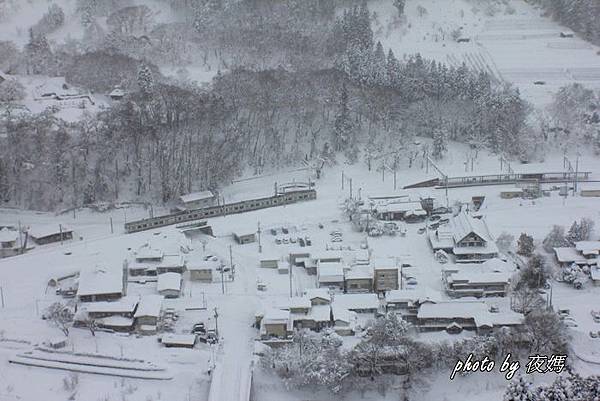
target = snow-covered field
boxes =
[372,0,600,105]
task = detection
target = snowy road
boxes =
[206,237,258,401]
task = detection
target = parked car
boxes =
[429,215,441,222]
[405,277,418,285]
[282,227,289,234]
[298,237,305,247]
[275,237,282,245]
[590,331,599,339]
[318,223,324,229]
[290,237,297,244]
[331,236,342,243]
[439,218,450,224]
[270,228,277,235]
[204,255,218,261]
[417,227,426,234]
[283,237,290,244]
[305,236,312,246]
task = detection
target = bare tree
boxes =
[44,302,74,337]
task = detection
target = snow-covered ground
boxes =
[372,0,600,105]
[1,142,600,400]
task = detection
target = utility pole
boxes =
[341,171,344,190]
[229,244,234,279]
[59,224,63,245]
[17,220,22,251]
[110,217,114,234]
[220,263,225,294]
[0,285,4,308]
[573,154,579,196]
[289,261,293,297]
[393,155,398,190]
[213,307,219,337]
[257,221,262,253]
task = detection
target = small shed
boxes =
[28,225,73,245]
[233,232,256,245]
[188,260,219,282]
[260,256,280,269]
[161,334,196,348]
[500,188,523,199]
[157,272,182,298]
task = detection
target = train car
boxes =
[124,189,317,234]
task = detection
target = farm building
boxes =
[179,190,216,210]
[28,225,73,245]
[134,295,163,333]
[157,273,182,298]
[233,232,256,245]
[77,265,126,302]
[188,260,219,282]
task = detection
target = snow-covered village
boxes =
[1,0,600,400]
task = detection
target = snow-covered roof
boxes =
[304,288,331,302]
[386,288,440,304]
[333,293,379,311]
[313,250,343,261]
[109,88,125,97]
[161,334,196,346]
[353,249,370,264]
[180,190,214,203]
[286,296,311,310]
[78,265,124,297]
[490,311,524,326]
[450,212,491,244]
[370,257,398,271]
[376,201,422,214]
[187,260,220,271]
[134,295,163,318]
[345,266,373,280]
[97,316,134,327]
[263,308,290,323]
[575,241,600,255]
[0,228,18,243]
[453,242,499,255]
[553,247,588,264]
[260,255,280,262]
[308,305,332,322]
[135,246,163,261]
[591,267,600,281]
[332,306,356,324]
[28,224,72,239]
[417,301,492,327]
[157,254,184,268]
[157,273,182,292]
[82,296,138,314]
[317,262,345,283]
[447,271,511,285]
